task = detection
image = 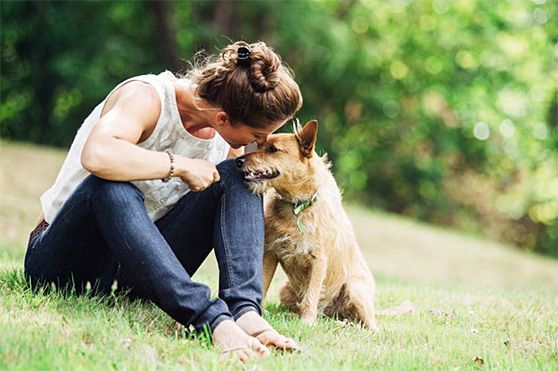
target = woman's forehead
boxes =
[249,122,284,135]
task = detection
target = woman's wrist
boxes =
[171,155,192,179]
[161,150,175,182]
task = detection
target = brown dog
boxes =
[238,120,378,330]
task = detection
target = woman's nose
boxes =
[255,135,269,146]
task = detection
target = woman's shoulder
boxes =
[102,79,162,120]
[106,72,171,108]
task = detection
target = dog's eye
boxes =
[267,144,279,153]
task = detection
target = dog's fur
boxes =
[238,120,378,330]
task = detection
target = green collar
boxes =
[292,192,319,231]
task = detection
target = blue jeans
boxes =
[24,159,264,332]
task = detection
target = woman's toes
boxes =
[250,337,271,356]
[257,330,298,350]
[223,341,267,363]
[279,337,298,350]
[241,349,257,362]
[283,337,298,348]
[235,350,249,363]
[234,312,299,351]
[255,330,275,346]
[214,320,269,362]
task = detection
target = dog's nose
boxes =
[235,156,245,169]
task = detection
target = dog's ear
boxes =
[297,120,318,158]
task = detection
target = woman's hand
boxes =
[174,156,220,192]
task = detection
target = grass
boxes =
[1,139,557,370]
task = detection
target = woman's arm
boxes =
[81,81,219,188]
[81,81,169,181]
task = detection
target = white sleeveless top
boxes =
[40,71,230,223]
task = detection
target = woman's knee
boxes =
[81,175,144,206]
[216,159,241,180]
[217,159,254,192]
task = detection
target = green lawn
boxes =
[1,140,557,370]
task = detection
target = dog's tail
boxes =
[376,300,416,316]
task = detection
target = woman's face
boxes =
[216,113,285,149]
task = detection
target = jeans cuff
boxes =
[194,299,233,333]
[210,313,233,332]
[232,303,260,320]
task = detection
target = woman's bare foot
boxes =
[235,311,298,351]
[212,319,270,362]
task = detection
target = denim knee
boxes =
[81,175,144,207]
[217,159,246,186]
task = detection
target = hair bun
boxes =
[236,46,251,67]
[247,42,281,92]
[188,39,302,129]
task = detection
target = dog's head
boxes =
[237,119,318,196]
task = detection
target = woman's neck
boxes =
[173,82,216,140]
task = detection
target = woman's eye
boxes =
[267,145,279,153]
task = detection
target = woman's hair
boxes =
[184,41,303,129]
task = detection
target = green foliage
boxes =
[1,1,161,145]
[1,0,556,255]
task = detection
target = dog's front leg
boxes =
[262,250,279,302]
[299,254,328,325]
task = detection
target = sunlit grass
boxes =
[1,265,557,370]
[1,140,558,369]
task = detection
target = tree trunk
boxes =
[214,0,239,38]
[146,1,181,71]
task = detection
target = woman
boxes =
[24,41,303,361]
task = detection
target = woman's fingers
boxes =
[188,172,220,192]
[176,157,220,190]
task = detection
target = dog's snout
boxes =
[235,156,245,169]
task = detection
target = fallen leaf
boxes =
[473,356,484,366]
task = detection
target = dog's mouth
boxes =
[241,167,280,182]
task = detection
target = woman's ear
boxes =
[215,111,231,128]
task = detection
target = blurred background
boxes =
[1,0,557,258]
